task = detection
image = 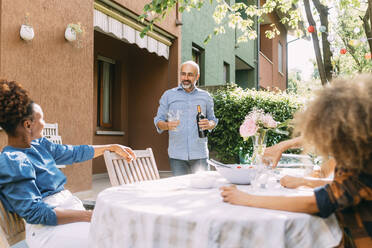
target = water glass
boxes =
[251,165,279,189]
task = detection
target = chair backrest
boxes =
[42,123,59,137]
[46,135,63,145]
[104,148,160,186]
[0,201,25,248]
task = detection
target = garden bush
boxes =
[208,84,303,163]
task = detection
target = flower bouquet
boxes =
[239,108,288,166]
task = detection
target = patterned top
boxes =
[314,166,372,247]
[0,137,94,225]
[154,85,218,160]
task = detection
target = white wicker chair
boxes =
[42,124,65,168]
[42,123,58,137]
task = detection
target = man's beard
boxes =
[181,80,195,89]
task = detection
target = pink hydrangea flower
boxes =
[261,114,277,128]
[240,118,258,139]
[240,108,280,141]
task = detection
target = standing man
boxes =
[154,61,218,176]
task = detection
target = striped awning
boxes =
[93,6,171,59]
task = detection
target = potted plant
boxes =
[20,13,34,41]
[65,23,84,47]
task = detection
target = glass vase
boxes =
[250,130,272,189]
[250,130,268,166]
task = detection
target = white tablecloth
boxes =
[89,172,342,248]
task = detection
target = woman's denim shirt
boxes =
[0,137,94,225]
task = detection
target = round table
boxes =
[89,172,341,248]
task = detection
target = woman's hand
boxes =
[93,144,136,162]
[220,185,250,206]
[113,145,136,163]
[55,209,93,225]
[221,184,319,213]
[281,175,332,189]
[263,137,304,168]
[263,144,284,168]
[81,210,93,222]
[280,175,305,188]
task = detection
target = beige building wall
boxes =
[0,0,94,192]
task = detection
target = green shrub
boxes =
[208,84,303,163]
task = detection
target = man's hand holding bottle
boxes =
[198,119,215,130]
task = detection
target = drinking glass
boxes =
[167,110,181,131]
[251,163,280,189]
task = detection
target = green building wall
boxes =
[181,0,257,88]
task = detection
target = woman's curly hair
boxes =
[294,74,372,172]
[0,80,34,136]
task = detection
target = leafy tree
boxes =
[140,0,372,82]
[332,1,372,74]
[139,0,303,42]
[300,0,372,81]
[304,1,372,78]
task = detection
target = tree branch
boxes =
[303,0,327,85]
[363,1,372,53]
[369,0,372,39]
[341,36,362,72]
[312,0,333,82]
[359,9,372,52]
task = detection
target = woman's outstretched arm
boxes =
[220,185,319,213]
[92,144,136,162]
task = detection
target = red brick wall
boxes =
[112,0,179,37]
[259,12,287,90]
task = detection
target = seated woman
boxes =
[0,80,136,248]
[221,74,372,247]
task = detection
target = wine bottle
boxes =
[196,105,208,138]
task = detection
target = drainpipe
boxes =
[175,2,183,26]
[256,0,260,90]
[286,39,288,89]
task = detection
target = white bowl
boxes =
[189,174,216,189]
[214,165,257,185]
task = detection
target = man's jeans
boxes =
[169,158,209,176]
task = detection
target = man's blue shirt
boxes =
[0,137,94,225]
[154,85,218,160]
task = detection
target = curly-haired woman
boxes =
[0,80,136,248]
[221,74,372,247]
